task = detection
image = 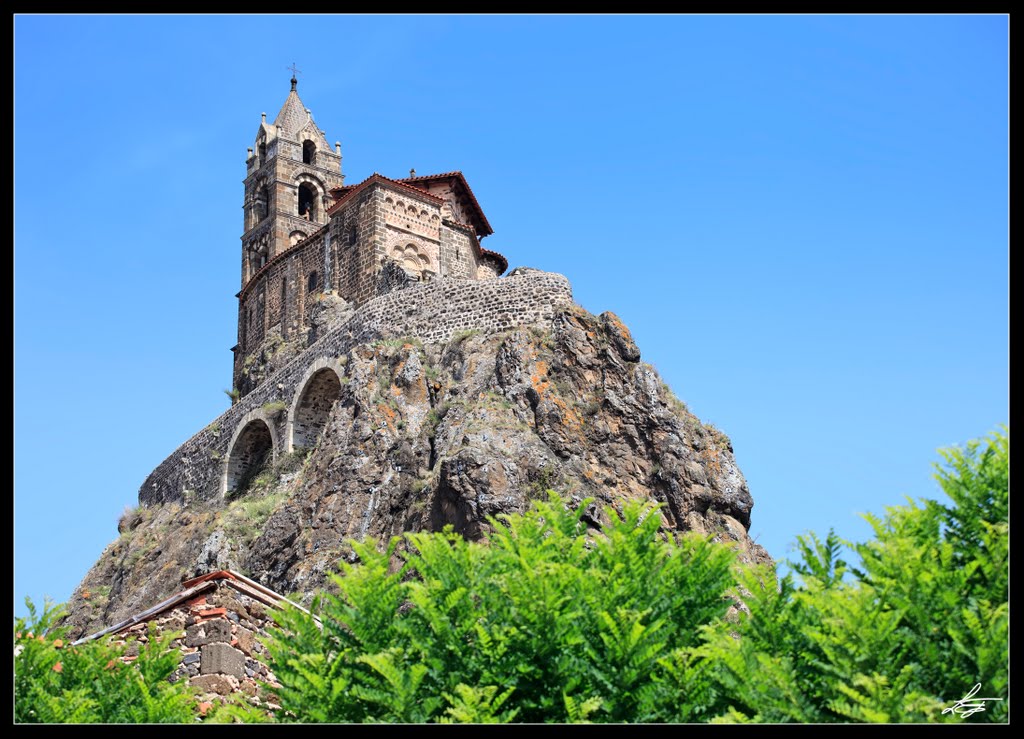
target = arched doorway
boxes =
[226,419,274,496]
[290,367,342,450]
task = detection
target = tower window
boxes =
[308,271,319,293]
[257,184,270,222]
[348,223,358,246]
[303,140,316,165]
[258,140,267,166]
[298,183,317,221]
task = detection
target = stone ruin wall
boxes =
[101,582,282,713]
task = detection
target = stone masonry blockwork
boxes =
[140,270,573,507]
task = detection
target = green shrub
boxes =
[222,488,289,549]
[660,382,689,416]
[15,600,197,723]
[424,402,452,436]
[260,494,736,723]
[703,426,1008,723]
[117,505,142,534]
[22,429,1003,725]
[450,328,479,346]
[262,400,288,416]
[252,427,1007,724]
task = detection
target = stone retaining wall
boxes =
[139,269,573,507]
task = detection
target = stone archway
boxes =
[223,412,278,497]
[389,242,433,280]
[294,173,327,223]
[287,360,344,452]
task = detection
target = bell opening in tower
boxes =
[298,183,317,221]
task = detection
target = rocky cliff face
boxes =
[64,303,770,640]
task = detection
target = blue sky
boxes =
[14,15,1008,610]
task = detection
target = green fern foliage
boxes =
[14,599,197,723]
[15,428,1006,724]
[703,426,1008,723]
[260,494,737,722]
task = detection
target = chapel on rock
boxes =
[234,75,508,397]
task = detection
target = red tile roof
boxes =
[71,570,317,647]
[326,172,444,218]
[480,247,509,274]
[397,171,494,238]
[238,225,327,302]
[239,172,506,303]
[445,218,476,234]
[329,184,357,200]
[331,172,494,238]
[401,170,462,181]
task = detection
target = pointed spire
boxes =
[270,66,332,152]
[273,82,309,138]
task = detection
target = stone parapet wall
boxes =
[140,269,573,507]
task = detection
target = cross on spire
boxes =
[287,62,302,90]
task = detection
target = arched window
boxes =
[348,223,358,246]
[302,140,316,165]
[258,140,267,167]
[390,243,431,280]
[298,183,317,221]
[308,270,319,293]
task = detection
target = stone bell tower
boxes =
[239,74,345,288]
